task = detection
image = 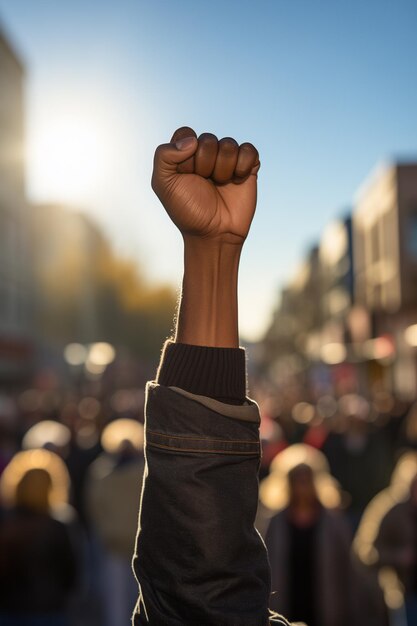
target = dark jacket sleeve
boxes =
[132,381,290,626]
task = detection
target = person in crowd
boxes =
[353,451,417,626]
[322,393,392,530]
[22,412,102,527]
[260,444,352,626]
[86,418,144,626]
[131,127,290,625]
[0,449,78,626]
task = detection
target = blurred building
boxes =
[263,246,322,390]
[0,20,173,389]
[310,216,356,394]
[263,161,417,400]
[305,217,354,359]
[354,163,417,398]
[0,24,32,384]
[30,202,175,380]
[320,216,354,326]
[31,203,104,351]
[264,218,356,395]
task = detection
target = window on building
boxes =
[407,211,417,261]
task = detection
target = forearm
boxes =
[175,236,242,348]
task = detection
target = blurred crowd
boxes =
[1,381,417,626]
[257,388,417,626]
[0,381,146,626]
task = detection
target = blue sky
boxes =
[1,0,416,339]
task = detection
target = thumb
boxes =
[153,136,198,179]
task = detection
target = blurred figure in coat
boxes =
[0,449,78,626]
[86,418,144,626]
[354,451,417,626]
[261,444,353,626]
[322,394,392,531]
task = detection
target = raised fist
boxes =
[151,126,260,246]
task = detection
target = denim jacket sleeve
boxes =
[132,382,290,626]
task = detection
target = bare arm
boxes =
[151,126,260,347]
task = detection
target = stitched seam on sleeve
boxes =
[147,429,259,446]
[146,440,260,456]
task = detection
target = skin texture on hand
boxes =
[152,127,260,245]
[151,127,260,347]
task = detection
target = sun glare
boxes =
[29,111,112,204]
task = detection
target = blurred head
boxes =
[101,418,144,455]
[15,467,52,513]
[259,443,341,512]
[118,438,138,457]
[288,463,318,507]
[0,448,70,512]
[22,420,71,459]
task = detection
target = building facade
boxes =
[354,163,417,398]
[0,25,32,383]
[263,162,417,401]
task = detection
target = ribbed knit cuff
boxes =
[156,341,247,404]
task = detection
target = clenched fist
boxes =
[151,126,260,246]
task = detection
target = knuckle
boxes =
[219,137,238,153]
[198,132,218,144]
[240,142,258,156]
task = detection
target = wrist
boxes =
[183,232,245,253]
[175,235,243,347]
[183,234,243,266]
